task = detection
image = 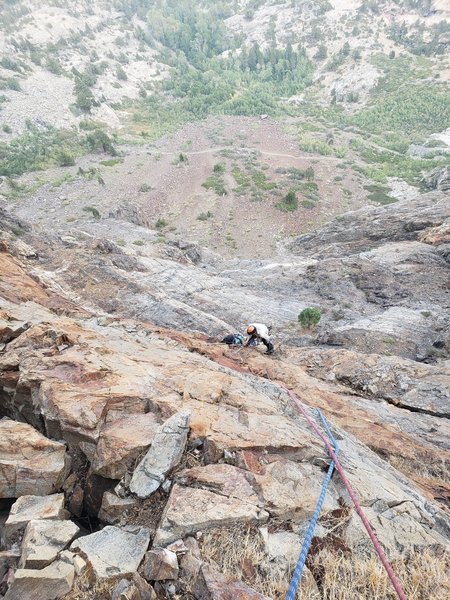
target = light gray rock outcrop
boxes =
[128,409,191,498]
[344,501,449,558]
[0,316,30,344]
[70,525,150,579]
[3,494,68,547]
[154,484,269,546]
[19,519,80,569]
[423,165,450,191]
[259,527,301,572]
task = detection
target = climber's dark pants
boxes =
[263,339,274,354]
[247,335,274,354]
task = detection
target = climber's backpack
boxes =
[221,333,244,345]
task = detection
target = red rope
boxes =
[281,385,408,600]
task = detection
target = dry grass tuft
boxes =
[199,524,317,599]
[198,524,450,600]
[63,566,121,600]
[309,547,450,600]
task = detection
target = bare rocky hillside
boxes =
[1,0,450,259]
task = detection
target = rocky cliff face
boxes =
[0,195,449,598]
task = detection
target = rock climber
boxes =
[221,333,245,346]
[245,323,274,354]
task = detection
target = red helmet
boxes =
[247,325,256,335]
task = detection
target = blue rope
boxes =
[286,409,339,600]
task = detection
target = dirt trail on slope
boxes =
[159,146,339,161]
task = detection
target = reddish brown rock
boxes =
[142,548,179,581]
[194,565,271,600]
[112,574,156,600]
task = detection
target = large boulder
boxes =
[259,527,301,572]
[70,525,150,579]
[0,549,20,580]
[0,419,69,498]
[345,502,449,558]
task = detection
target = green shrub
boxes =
[301,199,315,208]
[2,124,12,134]
[286,166,314,181]
[116,65,127,80]
[298,307,322,328]
[86,130,117,155]
[197,211,213,221]
[0,126,86,176]
[100,158,123,167]
[0,78,21,91]
[213,163,225,173]
[202,174,227,195]
[299,137,332,155]
[172,152,188,165]
[314,45,328,60]
[56,151,75,167]
[0,57,23,72]
[350,86,450,138]
[138,183,151,192]
[277,189,298,212]
[364,184,397,205]
[155,218,167,229]
[83,206,101,219]
[251,169,276,190]
[51,173,74,188]
[46,57,64,75]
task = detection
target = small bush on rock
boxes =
[298,307,322,328]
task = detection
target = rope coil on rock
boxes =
[286,409,339,600]
[281,385,408,600]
